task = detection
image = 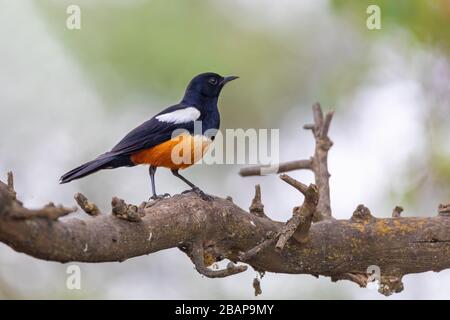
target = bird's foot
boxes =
[182,188,213,201]
[148,193,171,201]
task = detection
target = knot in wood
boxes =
[351,204,374,222]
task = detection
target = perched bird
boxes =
[60,72,238,200]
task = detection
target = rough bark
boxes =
[0,104,448,296]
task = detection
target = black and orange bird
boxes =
[60,72,238,200]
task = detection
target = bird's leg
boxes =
[148,166,170,201]
[149,165,158,200]
[171,169,213,201]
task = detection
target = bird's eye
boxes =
[208,78,218,85]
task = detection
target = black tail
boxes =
[59,154,132,184]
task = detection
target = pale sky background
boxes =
[0,0,449,299]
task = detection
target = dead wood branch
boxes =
[0,103,448,297]
[188,242,247,278]
[74,193,101,216]
[277,175,319,248]
[239,103,333,221]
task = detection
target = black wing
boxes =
[109,103,196,156]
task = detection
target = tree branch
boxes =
[0,176,76,220]
[277,175,319,247]
[306,103,334,220]
[238,174,319,262]
[239,103,333,221]
[249,184,270,219]
[74,193,101,216]
[1,104,449,297]
[187,242,247,278]
[392,206,404,218]
[1,177,450,296]
[439,203,450,216]
[239,159,312,177]
[0,170,450,294]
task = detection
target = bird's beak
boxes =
[222,75,239,85]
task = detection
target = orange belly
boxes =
[130,133,212,169]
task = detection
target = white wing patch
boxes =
[155,107,200,124]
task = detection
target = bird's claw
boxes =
[182,188,213,201]
[149,193,171,201]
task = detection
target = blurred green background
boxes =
[0,0,449,299]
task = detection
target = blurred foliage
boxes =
[35,0,450,202]
[429,138,450,197]
[35,0,292,128]
[35,0,369,128]
[35,0,450,206]
[332,0,450,206]
[332,0,450,51]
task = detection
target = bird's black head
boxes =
[182,72,238,105]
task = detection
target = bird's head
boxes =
[182,72,238,104]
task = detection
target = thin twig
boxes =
[392,206,404,218]
[239,239,277,262]
[439,204,450,216]
[277,175,319,249]
[9,202,77,220]
[331,273,368,288]
[111,197,142,222]
[249,185,269,219]
[253,277,262,296]
[239,232,277,262]
[6,172,16,200]
[75,193,101,216]
[190,242,247,278]
[321,111,334,138]
[313,102,324,132]
[240,175,319,258]
[239,159,312,177]
[308,103,334,221]
[351,204,375,222]
[239,103,333,221]
[279,174,309,195]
